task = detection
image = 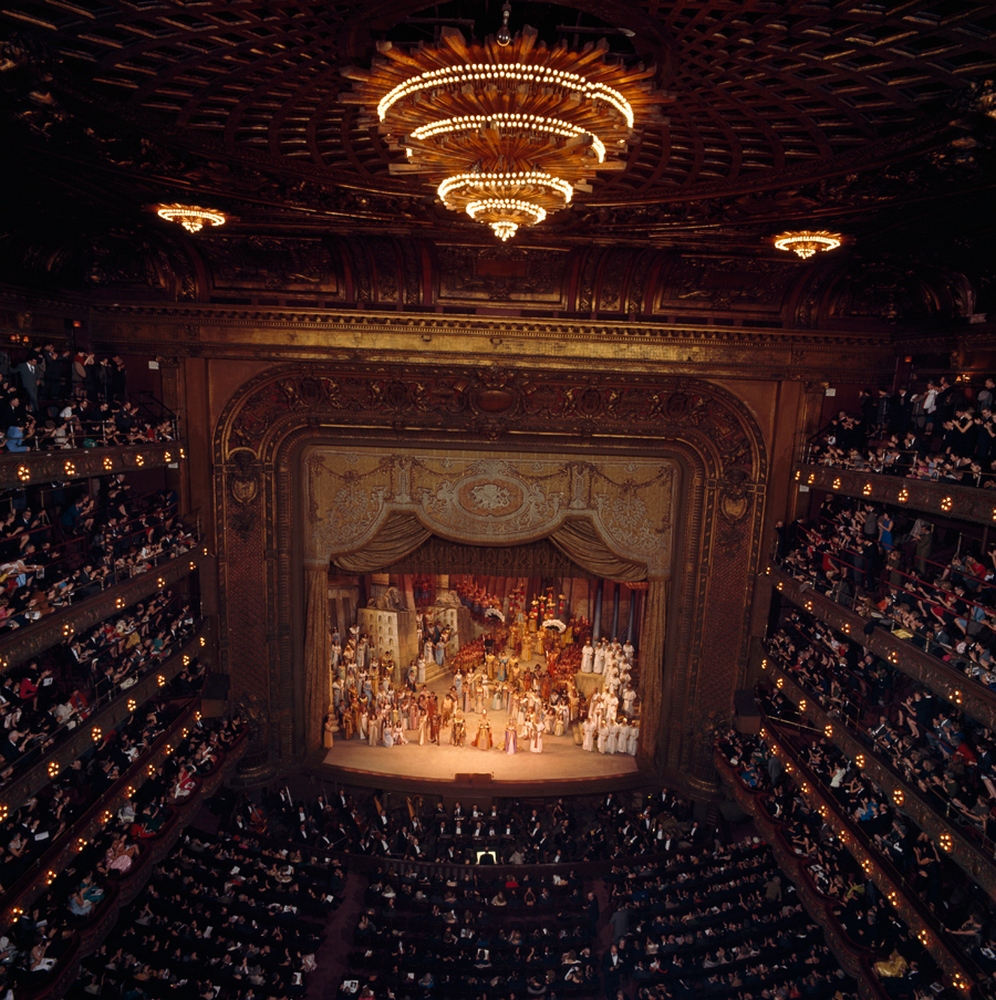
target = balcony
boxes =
[0,545,213,672]
[768,566,996,731]
[761,663,996,900]
[1,621,212,814]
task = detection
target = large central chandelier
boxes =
[343,11,664,240]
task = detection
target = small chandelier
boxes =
[343,12,664,240]
[156,204,227,234]
[773,231,843,259]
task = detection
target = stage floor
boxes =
[321,657,638,787]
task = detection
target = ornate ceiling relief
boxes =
[304,447,675,577]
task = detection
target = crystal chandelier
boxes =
[343,12,663,241]
[156,204,227,234]
[773,231,843,259]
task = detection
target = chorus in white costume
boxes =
[580,640,594,673]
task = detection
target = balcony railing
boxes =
[0,442,186,491]
[794,463,996,527]
[714,749,890,1000]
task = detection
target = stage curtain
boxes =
[304,564,330,753]
[332,512,431,573]
[549,517,646,582]
[637,576,668,766]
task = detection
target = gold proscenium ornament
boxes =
[342,14,667,240]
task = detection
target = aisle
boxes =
[305,871,367,1000]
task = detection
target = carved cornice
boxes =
[0,622,211,815]
[92,302,894,348]
[0,548,212,673]
[795,464,996,527]
[714,750,889,1000]
[760,719,979,996]
[0,442,186,491]
[765,667,996,902]
[770,567,996,730]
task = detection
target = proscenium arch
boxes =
[213,362,767,791]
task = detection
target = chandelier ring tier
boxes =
[343,22,666,240]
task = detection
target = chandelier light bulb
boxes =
[773,231,843,259]
[497,3,512,47]
[346,20,663,239]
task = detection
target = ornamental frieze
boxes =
[218,364,766,490]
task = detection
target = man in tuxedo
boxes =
[14,354,44,414]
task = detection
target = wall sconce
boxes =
[939,832,953,853]
[91,726,102,743]
[16,465,30,483]
[46,761,59,778]
[897,487,909,503]
[824,724,833,738]
[940,496,953,512]
[135,454,145,467]
[892,788,905,806]
[63,460,76,477]
[832,478,841,490]
[862,482,872,496]
[127,698,137,712]
[157,674,166,687]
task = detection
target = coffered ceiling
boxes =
[0,1,994,264]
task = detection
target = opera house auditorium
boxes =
[0,2,995,998]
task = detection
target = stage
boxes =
[316,656,642,795]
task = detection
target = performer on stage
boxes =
[582,716,596,752]
[529,713,545,754]
[451,708,466,747]
[322,707,336,750]
[504,719,518,755]
[580,639,594,673]
[473,710,493,750]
